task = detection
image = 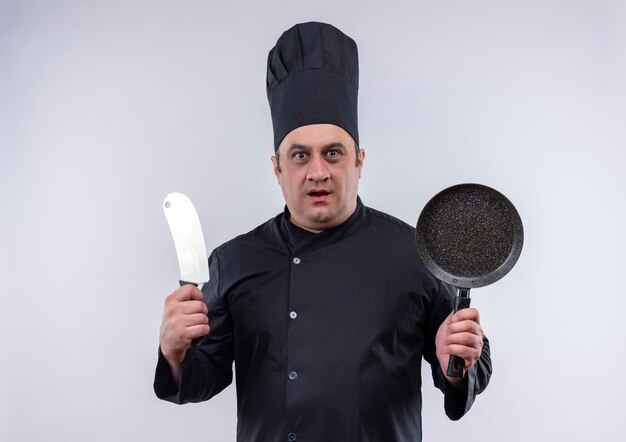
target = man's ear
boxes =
[271,155,281,182]
[357,148,365,178]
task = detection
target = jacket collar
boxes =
[279,196,366,253]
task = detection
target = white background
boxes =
[1,0,625,440]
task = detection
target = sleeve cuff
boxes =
[153,347,180,400]
[441,364,476,421]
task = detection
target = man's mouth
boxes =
[308,190,330,197]
[307,190,331,202]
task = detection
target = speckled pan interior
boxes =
[415,183,523,289]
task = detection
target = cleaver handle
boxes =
[179,280,205,347]
[446,288,471,378]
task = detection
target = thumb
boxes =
[444,311,455,325]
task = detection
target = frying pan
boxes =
[415,183,523,378]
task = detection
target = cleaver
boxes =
[163,192,209,288]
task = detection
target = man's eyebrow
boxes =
[286,142,346,153]
[323,142,346,150]
[287,141,346,153]
[286,143,311,153]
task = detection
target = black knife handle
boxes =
[179,280,205,347]
[446,289,471,378]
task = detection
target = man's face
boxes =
[272,124,365,233]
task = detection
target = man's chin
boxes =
[307,210,349,230]
[289,209,337,232]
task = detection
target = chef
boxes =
[154,22,492,441]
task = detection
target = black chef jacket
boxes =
[154,197,492,441]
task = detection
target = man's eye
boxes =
[293,152,307,159]
[327,149,340,157]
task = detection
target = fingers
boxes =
[447,318,483,336]
[453,307,480,325]
[163,290,207,316]
[446,308,484,369]
[163,299,209,329]
[446,340,483,369]
[160,286,210,360]
[184,323,211,340]
[180,300,209,315]
[446,332,484,351]
[169,284,204,302]
[448,308,482,335]
[183,312,210,327]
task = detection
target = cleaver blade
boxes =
[163,192,209,287]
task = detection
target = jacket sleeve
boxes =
[153,249,235,404]
[423,280,493,420]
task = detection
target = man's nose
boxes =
[306,155,330,181]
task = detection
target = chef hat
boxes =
[266,22,359,151]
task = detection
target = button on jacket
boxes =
[154,198,492,441]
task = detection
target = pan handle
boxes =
[446,288,471,378]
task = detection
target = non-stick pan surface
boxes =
[415,183,523,289]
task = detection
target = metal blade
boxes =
[163,192,209,285]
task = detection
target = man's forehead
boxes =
[277,124,354,153]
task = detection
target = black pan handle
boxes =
[446,288,471,378]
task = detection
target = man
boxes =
[155,22,491,441]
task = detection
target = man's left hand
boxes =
[435,308,485,387]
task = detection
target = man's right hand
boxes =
[159,285,210,381]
